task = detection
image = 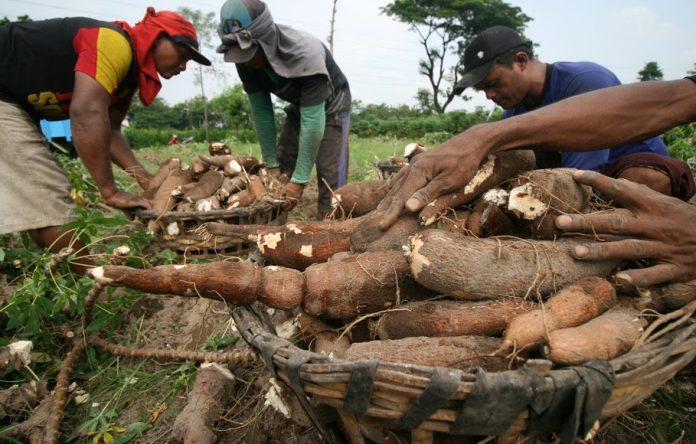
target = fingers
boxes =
[571,170,662,210]
[615,263,681,288]
[555,209,644,236]
[379,169,429,231]
[570,238,666,262]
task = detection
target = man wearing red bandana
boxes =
[0,8,211,273]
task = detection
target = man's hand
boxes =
[555,170,696,287]
[377,128,491,230]
[102,189,151,211]
[277,182,305,211]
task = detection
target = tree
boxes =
[637,61,663,81]
[382,0,532,113]
[177,8,229,142]
[1,15,32,25]
[687,63,696,76]
[328,0,339,54]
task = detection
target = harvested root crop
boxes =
[88,261,304,310]
[144,157,181,199]
[170,363,236,444]
[507,168,592,239]
[419,150,536,226]
[182,169,224,202]
[345,336,507,372]
[296,310,351,358]
[204,217,364,270]
[543,304,646,365]
[637,279,696,313]
[331,180,389,217]
[90,250,429,318]
[376,299,537,340]
[303,250,432,319]
[350,211,425,253]
[408,230,621,300]
[501,277,617,352]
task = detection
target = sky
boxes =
[4,0,696,113]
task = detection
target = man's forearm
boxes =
[109,129,151,189]
[71,110,118,198]
[248,92,279,168]
[488,79,696,155]
[293,102,325,184]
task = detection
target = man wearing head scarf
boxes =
[217,0,352,218]
[0,8,211,273]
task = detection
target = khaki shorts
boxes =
[0,100,75,235]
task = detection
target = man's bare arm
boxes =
[379,78,696,229]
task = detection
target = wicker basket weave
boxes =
[137,202,284,257]
[230,301,696,443]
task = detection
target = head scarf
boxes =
[114,7,208,105]
[216,0,328,80]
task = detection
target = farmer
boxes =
[0,8,211,273]
[451,25,693,199]
[378,77,696,287]
[216,0,352,218]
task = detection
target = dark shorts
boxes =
[601,152,695,201]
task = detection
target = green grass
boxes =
[123,136,411,187]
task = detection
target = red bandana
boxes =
[114,7,200,106]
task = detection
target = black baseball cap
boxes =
[170,35,212,66]
[453,25,530,94]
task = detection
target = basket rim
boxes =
[230,302,696,438]
[136,201,281,222]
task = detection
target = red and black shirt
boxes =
[0,17,137,121]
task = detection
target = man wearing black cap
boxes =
[377,76,696,287]
[0,8,211,273]
[452,25,693,201]
[217,0,352,218]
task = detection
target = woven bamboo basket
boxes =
[230,301,696,443]
[137,202,284,257]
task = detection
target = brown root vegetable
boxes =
[227,189,255,208]
[303,250,432,319]
[88,262,304,310]
[351,212,425,253]
[208,142,231,156]
[408,230,621,300]
[636,279,696,313]
[190,157,209,176]
[195,195,221,212]
[403,142,428,161]
[220,176,247,195]
[246,174,266,201]
[144,157,181,199]
[543,304,646,365]
[199,154,260,172]
[440,209,470,235]
[205,217,364,270]
[345,336,507,372]
[296,310,351,358]
[507,168,592,239]
[183,169,224,202]
[170,363,236,444]
[464,198,487,237]
[147,168,193,234]
[501,277,617,352]
[376,299,537,340]
[419,150,536,226]
[331,180,389,217]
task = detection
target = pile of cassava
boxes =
[143,142,283,237]
[96,143,695,375]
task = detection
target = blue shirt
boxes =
[503,61,668,171]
